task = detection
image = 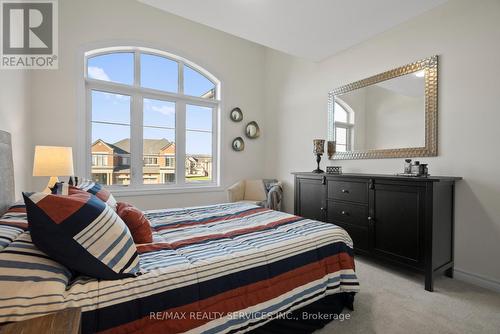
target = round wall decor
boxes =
[230,107,243,122]
[245,121,260,139]
[232,137,245,151]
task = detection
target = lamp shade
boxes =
[33,146,74,177]
[313,139,325,155]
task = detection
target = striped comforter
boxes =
[0,202,359,333]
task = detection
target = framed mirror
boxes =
[232,137,245,151]
[328,55,438,160]
[230,107,243,122]
[245,121,260,139]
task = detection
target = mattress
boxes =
[0,202,359,333]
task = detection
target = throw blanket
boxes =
[0,202,359,333]
[262,179,283,211]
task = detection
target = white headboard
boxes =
[0,130,14,215]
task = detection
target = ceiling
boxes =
[138,0,448,61]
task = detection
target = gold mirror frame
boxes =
[328,55,438,160]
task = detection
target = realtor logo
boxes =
[1,0,58,69]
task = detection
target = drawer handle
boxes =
[320,207,326,212]
[341,189,349,193]
[368,216,374,224]
[341,211,349,216]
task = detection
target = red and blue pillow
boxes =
[23,191,141,280]
[52,179,117,210]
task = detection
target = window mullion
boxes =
[134,49,140,87]
[86,80,220,107]
[84,87,92,178]
[130,50,142,187]
[176,101,186,186]
[212,106,218,185]
[130,94,143,187]
[178,62,184,95]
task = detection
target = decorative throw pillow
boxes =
[116,202,153,244]
[53,179,117,210]
[23,192,141,280]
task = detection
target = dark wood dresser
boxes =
[293,172,461,291]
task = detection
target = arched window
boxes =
[334,99,354,152]
[84,47,220,190]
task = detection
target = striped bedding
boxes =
[0,203,27,251]
[0,202,359,333]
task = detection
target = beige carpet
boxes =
[317,257,500,334]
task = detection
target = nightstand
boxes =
[0,308,81,334]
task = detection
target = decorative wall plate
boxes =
[232,137,245,151]
[245,121,260,139]
[230,107,243,122]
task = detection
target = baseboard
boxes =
[453,268,500,293]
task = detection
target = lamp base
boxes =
[312,168,324,174]
[43,176,60,194]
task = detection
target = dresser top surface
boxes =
[291,172,462,182]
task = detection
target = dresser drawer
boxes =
[328,201,368,228]
[328,180,368,203]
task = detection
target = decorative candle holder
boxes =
[312,139,325,173]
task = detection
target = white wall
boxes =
[0,72,30,200]
[28,0,267,209]
[264,0,500,286]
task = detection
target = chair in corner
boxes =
[227,179,283,211]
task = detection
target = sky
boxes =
[88,52,214,155]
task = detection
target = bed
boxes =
[0,130,359,333]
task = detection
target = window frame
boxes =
[82,46,221,195]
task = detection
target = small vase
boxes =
[327,141,336,159]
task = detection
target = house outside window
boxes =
[165,157,175,167]
[92,153,108,166]
[84,46,220,191]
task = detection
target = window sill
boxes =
[107,184,225,197]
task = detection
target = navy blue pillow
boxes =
[23,191,140,280]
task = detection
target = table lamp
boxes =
[33,146,74,193]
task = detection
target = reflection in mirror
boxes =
[334,71,425,151]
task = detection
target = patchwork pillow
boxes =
[116,202,153,244]
[53,179,117,210]
[23,192,141,280]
